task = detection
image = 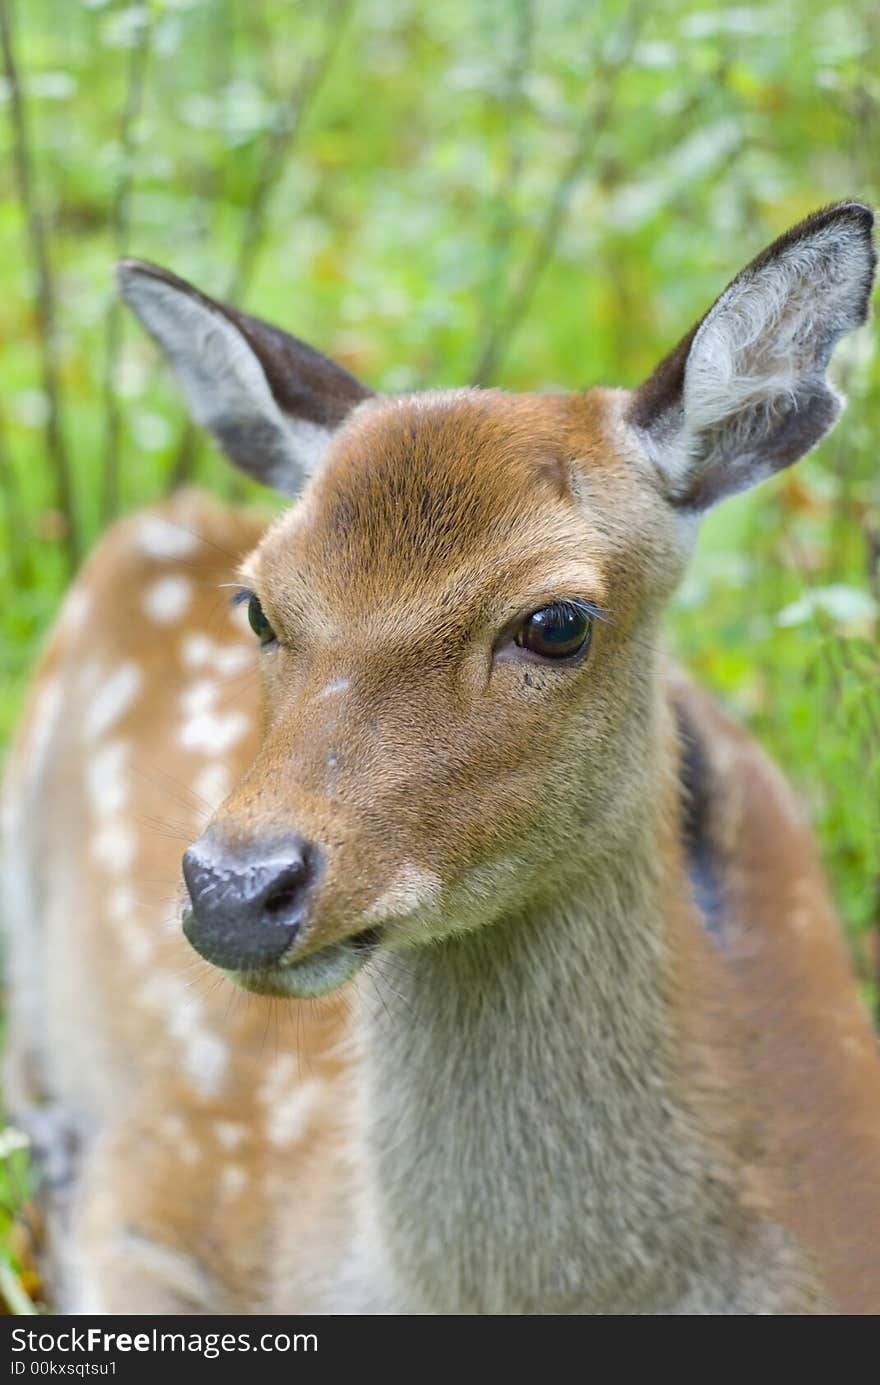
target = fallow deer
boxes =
[3,203,880,1314]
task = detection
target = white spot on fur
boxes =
[143,574,192,624]
[320,677,350,699]
[216,1121,246,1151]
[215,644,252,675]
[137,515,198,560]
[179,679,249,755]
[259,1052,296,1104]
[142,974,228,1099]
[265,1079,322,1149]
[158,1114,201,1164]
[92,820,137,875]
[181,680,217,718]
[188,1033,229,1097]
[365,864,442,923]
[108,886,136,923]
[84,662,142,742]
[59,586,91,636]
[258,1056,323,1148]
[182,632,213,668]
[86,740,129,818]
[107,886,154,964]
[221,1164,248,1199]
[181,632,252,676]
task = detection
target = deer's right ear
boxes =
[116,260,373,496]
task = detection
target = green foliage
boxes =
[0,1124,38,1314]
[0,2,878,1301]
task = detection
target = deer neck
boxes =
[355,753,816,1314]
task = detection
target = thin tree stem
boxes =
[165,0,355,493]
[0,0,79,568]
[471,2,647,388]
[0,404,28,582]
[101,2,152,524]
[472,0,535,376]
[228,0,355,305]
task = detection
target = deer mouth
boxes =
[229,926,385,999]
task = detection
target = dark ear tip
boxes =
[116,256,154,277]
[834,200,874,226]
[808,200,875,241]
[115,257,180,300]
[115,257,151,296]
[823,201,877,310]
[747,201,877,317]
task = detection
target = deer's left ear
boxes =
[116,259,373,496]
[628,202,876,511]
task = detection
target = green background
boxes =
[1,0,879,1310]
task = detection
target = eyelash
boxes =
[545,598,606,625]
[231,591,609,651]
[494,598,608,642]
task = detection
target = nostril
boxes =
[182,832,321,971]
[181,846,201,901]
[263,865,308,919]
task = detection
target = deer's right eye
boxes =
[247,594,276,646]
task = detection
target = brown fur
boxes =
[669,675,880,1313]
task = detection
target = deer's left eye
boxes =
[247,594,276,646]
[515,601,593,661]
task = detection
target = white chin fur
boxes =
[230,942,370,999]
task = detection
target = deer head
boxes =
[118,201,875,999]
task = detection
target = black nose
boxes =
[182,832,319,970]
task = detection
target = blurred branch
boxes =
[471,2,647,388]
[865,521,880,599]
[100,3,153,523]
[472,0,535,368]
[0,404,27,582]
[165,0,355,493]
[0,0,79,569]
[228,0,356,305]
